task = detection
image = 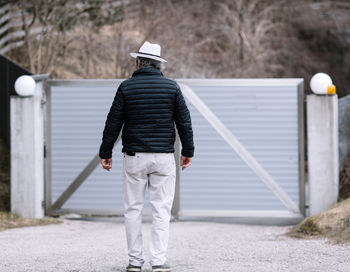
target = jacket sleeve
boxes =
[174,84,194,157]
[99,85,124,159]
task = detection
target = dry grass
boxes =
[0,212,62,232]
[286,197,350,244]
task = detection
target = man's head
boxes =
[136,56,161,70]
[130,41,167,70]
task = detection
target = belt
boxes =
[126,151,135,156]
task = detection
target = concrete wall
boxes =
[10,81,44,218]
[307,94,339,216]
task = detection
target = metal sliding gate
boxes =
[44,78,305,223]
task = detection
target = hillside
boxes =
[4,0,350,96]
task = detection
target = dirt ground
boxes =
[0,217,350,272]
[287,197,350,244]
[0,212,61,232]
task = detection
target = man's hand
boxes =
[180,156,192,171]
[101,158,112,171]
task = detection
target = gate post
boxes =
[307,94,339,216]
[10,76,47,218]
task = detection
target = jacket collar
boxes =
[131,67,164,77]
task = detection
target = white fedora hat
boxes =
[130,41,167,63]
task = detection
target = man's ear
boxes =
[136,58,140,69]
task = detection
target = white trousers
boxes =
[122,152,176,267]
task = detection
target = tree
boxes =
[10,0,125,74]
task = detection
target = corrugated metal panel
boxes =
[177,81,300,211]
[49,79,302,213]
[50,81,131,211]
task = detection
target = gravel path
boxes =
[0,218,349,272]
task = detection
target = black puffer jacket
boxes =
[99,67,194,159]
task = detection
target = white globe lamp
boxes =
[14,75,36,96]
[310,73,336,95]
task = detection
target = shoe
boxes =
[152,263,171,272]
[126,264,142,272]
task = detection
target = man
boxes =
[98,41,194,272]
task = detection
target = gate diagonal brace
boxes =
[50,137,121,211]
[179,83,300,214]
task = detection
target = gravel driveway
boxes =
[0,217,349,272]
